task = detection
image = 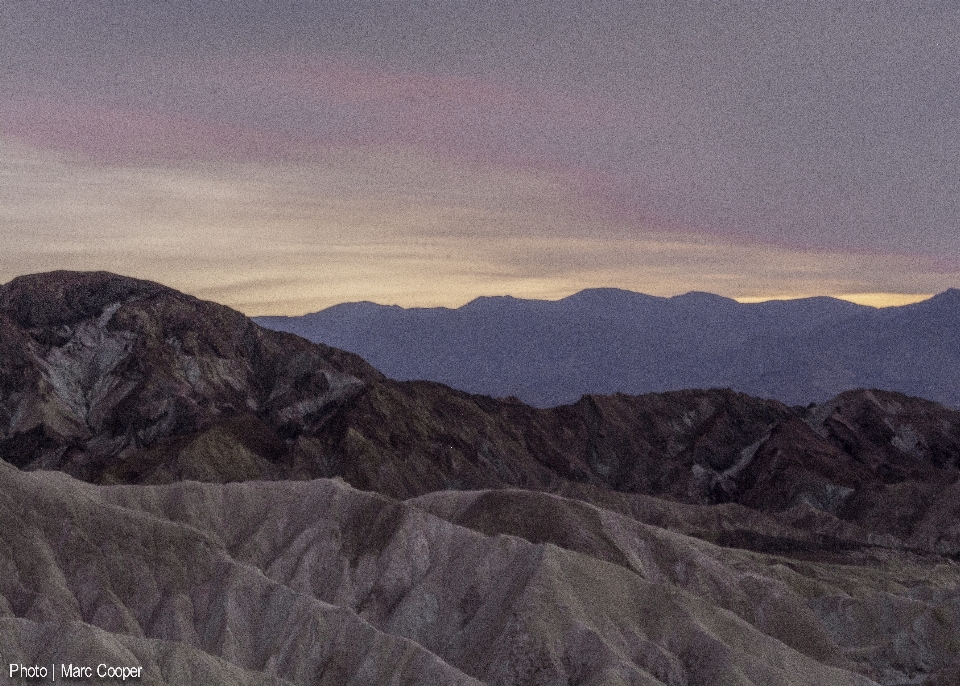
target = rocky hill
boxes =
[1,271,959,684]
[255,288,960,408]
[0,270,381,483]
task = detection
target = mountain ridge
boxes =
[1,271,958,555]
[255,288,958,408]
[2,271,960,684]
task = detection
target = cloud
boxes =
[3,3,959,309]
[3,138,955,315]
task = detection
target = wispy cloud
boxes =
[3,139,955,315]
[2,3,959,308]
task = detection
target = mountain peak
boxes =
[259,282,960,409]
[0,271,168,329]
[932,287,960,301]
[900,287,960,313]
[4,271,960,685]
[562,288,662,307]
[0,269,384,481]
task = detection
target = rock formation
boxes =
[0,270,380,483]
[1,271,959,684]
[7,461,960,685]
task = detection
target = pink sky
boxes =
[1,3,957,313]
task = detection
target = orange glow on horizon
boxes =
[734,293,934,308]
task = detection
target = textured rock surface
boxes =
[7,460,960,685]
[2,271,960,684]
[0,271,381,483]
[318,383,960,562]
[3,273,960,555]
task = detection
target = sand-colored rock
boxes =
[2,271,960,684]
[2,460,959,684]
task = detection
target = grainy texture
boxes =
[8,461,955,686]
[255,287,960,408]
[0,271,380,483]
[2,272,960,684]
[4,275,960,560]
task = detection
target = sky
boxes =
[1,1,958,315]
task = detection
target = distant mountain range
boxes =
[3,271,960,684]
[256,288,960,408]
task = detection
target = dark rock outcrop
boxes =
[3,272,960,562]
[2,271,960,684]
[0,271,381,483]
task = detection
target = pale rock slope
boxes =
[2,271,960,685]
[3,460,959,685]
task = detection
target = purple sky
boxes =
[2,2,958,313]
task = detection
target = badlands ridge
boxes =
[0,271,958,685]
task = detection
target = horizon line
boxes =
[733,292,934,308]
[255,289,940,316]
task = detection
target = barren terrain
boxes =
[1,271,958,684]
